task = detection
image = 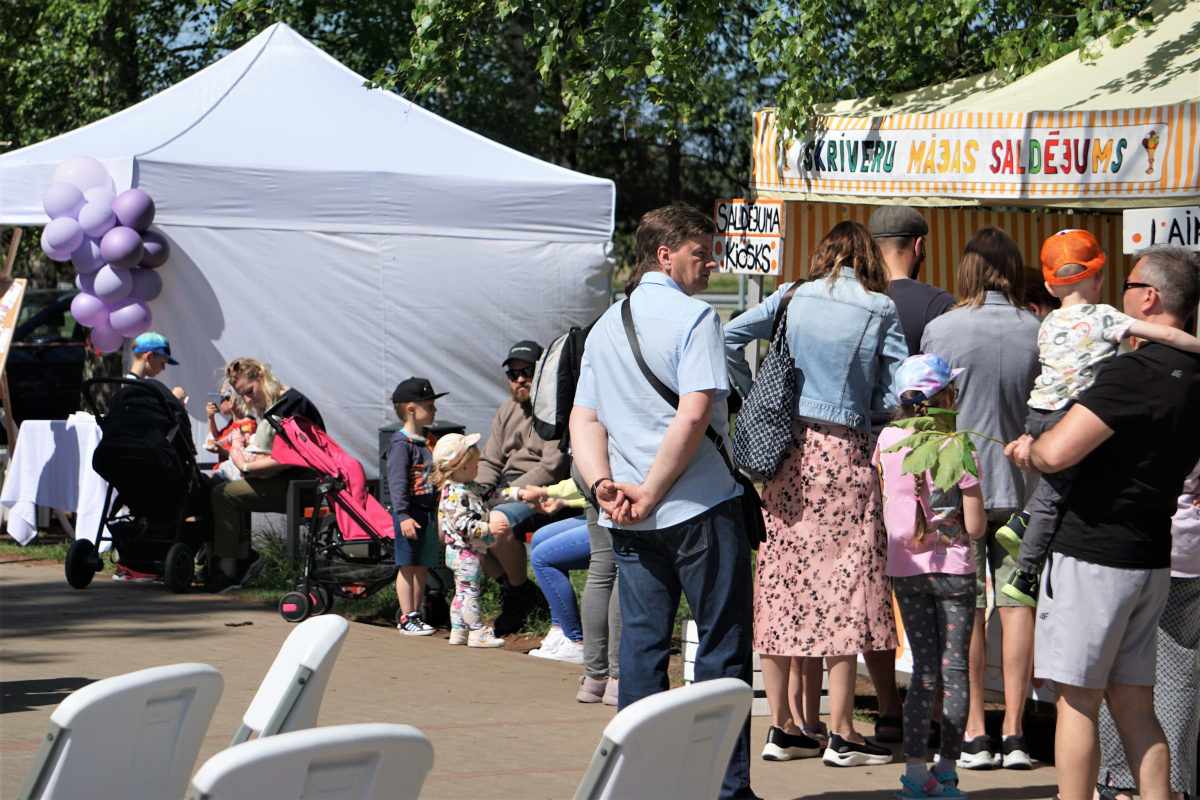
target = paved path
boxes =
[0,560,1058,798]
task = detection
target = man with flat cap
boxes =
[477,340,572,635]
[869,206,954,356]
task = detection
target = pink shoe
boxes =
[577,675,606,703]
[603,678,618,706]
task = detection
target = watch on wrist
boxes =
[590,477,610,497]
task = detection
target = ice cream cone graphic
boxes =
[1142,130,1160,174]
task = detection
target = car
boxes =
[1,288,88,443]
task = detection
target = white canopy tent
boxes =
[0,23,615,471]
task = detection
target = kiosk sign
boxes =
[1123,206,1200,253]
[714,199,784,275]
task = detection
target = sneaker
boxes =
[577,675,607,703]
[529,627,566,656]
[762,725,821,761]
[468,626,506,648]
[1000,570,1039,608]
[822,733,892,767]
[957,735,999,770]
[112,565,156,583]
[994,512,1029,560]
[1000,735,1032,769]
[603,678,618,706]
[540,640,585,665]
[448,627,469,646]
[205,569,240,595]
[397,612,436,636]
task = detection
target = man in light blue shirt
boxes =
[571,205,755,800]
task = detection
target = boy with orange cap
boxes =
[997,230,1200,605]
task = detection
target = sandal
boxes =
[875,714,903,744]
[895,773,966,799]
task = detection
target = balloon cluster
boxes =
[39,156,170,354]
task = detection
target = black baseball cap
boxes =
[503,340,543,366]
[391,377,448,404]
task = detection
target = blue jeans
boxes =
[530,517,589,641]
[611,498,754,800]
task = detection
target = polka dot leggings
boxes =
[893,573,977,761]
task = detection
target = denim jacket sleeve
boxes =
[872,302,908,411]
[723,283,790,399]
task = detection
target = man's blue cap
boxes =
[132,332,179,365]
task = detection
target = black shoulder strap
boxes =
[621,299,736,475]
[770,280,804,341]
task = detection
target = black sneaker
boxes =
[995,511,1029,559]
[957,735,999,770]
[205,570,240,595]
[821,733,892,767]
[1000,735,1032,769]
[1000,569,1039,608]
[761,725,821,761]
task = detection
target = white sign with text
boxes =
[1123,206,1200,253]
[714,199,784,275]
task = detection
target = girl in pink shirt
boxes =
[872,354,986,800]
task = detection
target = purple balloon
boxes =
[51,156,113,195]
[93,264,133,304]
[78,201,116,239]
[129,268,163,302]
[100,226,144,270]
[109,300,153,338]
[43,217,84,257]
[75,272,95,294]
[138,230,171,268]
[90,321,125,354]
[112,189,155,233]
[43,183,86,220]
[84,186,117,206]
[71,291,111,328]
[71,237,105,274]
[41,229,74,262]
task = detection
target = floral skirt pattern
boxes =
[753,418,898,657]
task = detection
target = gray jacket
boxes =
[920,292,1041,512]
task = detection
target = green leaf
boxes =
[932,438,963,492]
[901,437,942,476]
[960,439,979,479]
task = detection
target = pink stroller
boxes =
[267,415,397,622]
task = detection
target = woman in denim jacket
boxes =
[725,221,907,767]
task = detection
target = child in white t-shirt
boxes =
[997,229,1200,605]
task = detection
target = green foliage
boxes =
[883,408,998,493]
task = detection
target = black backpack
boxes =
[531,320,596,451]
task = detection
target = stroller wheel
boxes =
[279,591,311,623]
[65,540,98,589]
[309,586,333,616]
[162,543,194,594]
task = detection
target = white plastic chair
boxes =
[574,677,752,800]
[17,663,223,800]
[190,723,434,800]
[230,615,349,746]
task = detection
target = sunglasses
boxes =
[506,366,535,381]
[1122,279,1156,294]
[219,394,231,402]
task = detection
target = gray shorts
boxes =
[1034,552,1171,689]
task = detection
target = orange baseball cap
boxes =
[1041,229,1106,285]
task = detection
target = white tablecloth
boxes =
[1,420,109,547]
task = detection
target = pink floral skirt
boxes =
[753,418,898,657]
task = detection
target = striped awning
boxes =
[752,104,1199,209]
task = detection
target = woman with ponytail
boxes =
[873,354,986,799]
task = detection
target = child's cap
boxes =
[895,354,964,405]
[432,432,481,473]
[392,377,448,404]
[1041,229,1106,285]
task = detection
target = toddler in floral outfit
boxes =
[430,433,507,648]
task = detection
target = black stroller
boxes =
[64,378,212,593]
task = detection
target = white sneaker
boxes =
[468,626,506,648]
[397,612,436,636]
[542,640,585,665]
[448,627,469,646]
[529,627,565,656]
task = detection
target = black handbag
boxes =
[732,281,802,481]
[620,299,766,549]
